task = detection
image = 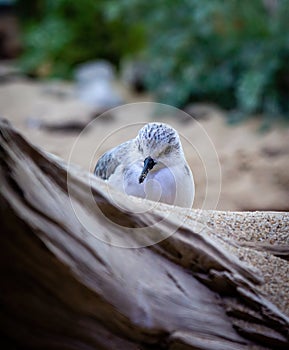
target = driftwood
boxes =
[0,119,288,349]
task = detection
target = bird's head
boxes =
[136,123,183,183]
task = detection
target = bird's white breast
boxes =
[109,162,194,208]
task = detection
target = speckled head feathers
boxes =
[136,123,183,160]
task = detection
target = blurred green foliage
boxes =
[107,0,289,119]
[18,0,289,119]
[17,0,144,78]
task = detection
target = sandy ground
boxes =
[1,77,289,211]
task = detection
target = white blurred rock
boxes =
[74,60,123,110]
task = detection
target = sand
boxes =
[1,77,288,212]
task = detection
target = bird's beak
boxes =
[139,156,156,184]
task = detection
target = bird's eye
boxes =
[164,146,172,155]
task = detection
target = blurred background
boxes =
[0,0,289,211]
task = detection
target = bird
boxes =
[94,122,194,208]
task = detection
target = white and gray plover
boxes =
[94,122,194,207]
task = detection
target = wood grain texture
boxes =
[0,120,288,349]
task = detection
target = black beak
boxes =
[139,156,156,184]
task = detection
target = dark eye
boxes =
[164,146,172,155]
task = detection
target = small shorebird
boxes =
[94,122,194,207]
